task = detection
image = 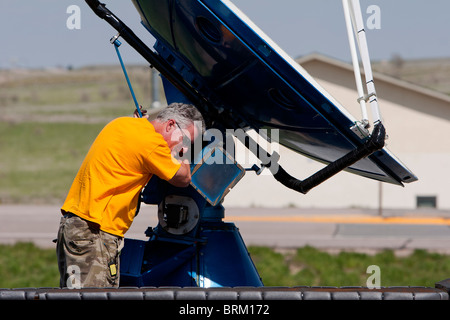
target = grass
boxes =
[0,66,165,204]
[249,246,450,288]
[0,243,59,288]
[0,121,105,204]
[0,243,449,288]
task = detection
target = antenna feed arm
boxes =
[273,122,386,194]
[86,0,119,27]
[85,0,118,26]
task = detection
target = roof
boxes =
[296,53,450,105]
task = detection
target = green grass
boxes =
[0,243,59,288]
[0,243,448,288]
[0,121,105,204]
[0,66,153,106]
[249,246,450,288]
[0,66,162,204]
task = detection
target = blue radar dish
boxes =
[130,0,416,186]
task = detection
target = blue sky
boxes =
[1,0,449,69]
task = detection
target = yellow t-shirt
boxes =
[61,117,181,237]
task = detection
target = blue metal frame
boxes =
[120,176,263,287]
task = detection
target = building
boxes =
[223,53,450,210]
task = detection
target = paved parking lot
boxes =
[2,205,450,254]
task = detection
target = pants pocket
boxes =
[63,216,98,256]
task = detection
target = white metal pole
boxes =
[342,0,369,126]
[349,0,382,124]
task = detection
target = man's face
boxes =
[164,119,199,159]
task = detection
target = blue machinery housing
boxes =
[120,144,261,287]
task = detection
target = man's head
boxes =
[152,103,205,157]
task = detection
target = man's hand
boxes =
[133,106,149,119]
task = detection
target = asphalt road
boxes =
[2,204,450,254]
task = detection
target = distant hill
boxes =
[0,65,162,123]
[372,57,450,96]
[0,57,448,121]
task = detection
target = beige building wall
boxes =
[223,54,450,210]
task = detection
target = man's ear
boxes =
[165,119,175,133]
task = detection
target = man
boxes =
[56,102,205,288]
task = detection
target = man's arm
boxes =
[168,161,191,187]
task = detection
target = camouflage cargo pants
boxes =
[56,213,123,288]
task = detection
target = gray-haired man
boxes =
[57,103,205,288]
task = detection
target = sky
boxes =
[1,0,449,69]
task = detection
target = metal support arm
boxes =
[85,0,209,113]
[235,123,385,194]
[272,122,386,194]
